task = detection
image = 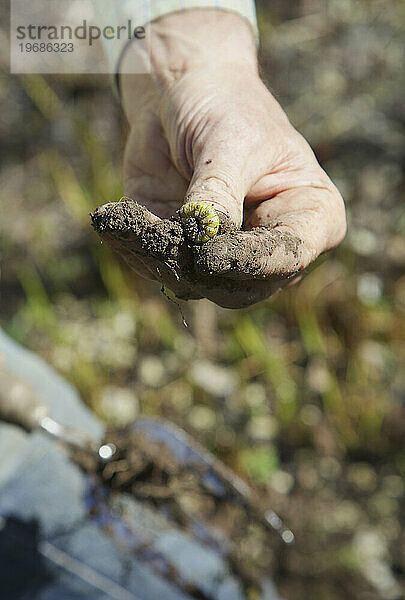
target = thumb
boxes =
[183,150,252,229]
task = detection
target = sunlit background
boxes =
[1,1,404,598]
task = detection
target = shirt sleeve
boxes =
[92,0,258,79]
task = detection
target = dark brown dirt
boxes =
[90,199,304,307]
[98,427,278,594]
[72,424,279,596]
[194,228,302,279]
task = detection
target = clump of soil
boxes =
[90,199,303,307]
[91,200,189,267]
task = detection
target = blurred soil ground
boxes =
[0,1,404,598]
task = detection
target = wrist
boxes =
[120,9,258,119]
[148,9,257,85]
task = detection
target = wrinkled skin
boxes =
[101,10,346,309]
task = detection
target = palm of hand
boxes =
[110,70,345,308]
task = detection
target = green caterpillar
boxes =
[179,202,220,244]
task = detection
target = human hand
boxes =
[95,10,346,309]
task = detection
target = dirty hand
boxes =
[114,10,346,308]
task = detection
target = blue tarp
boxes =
[0,329,282,600]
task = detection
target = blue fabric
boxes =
[0,328,102,437]
[0,432,192,600]
[0,329,283,600]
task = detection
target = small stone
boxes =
[300,404,322,426]
[357,273,383,304]
[350,228,379,256]
[319,456,342,480]
[306,360,331,394]
[112,311,136,337]
[347,463,377,492]
[358,340,391,372]
[190,360,238,397]
[242,383,267,408]
[270,470,294,495]
[188,405,216,430]
[99,386,139,426]
[138,356,166,387]
[247,415,278,441]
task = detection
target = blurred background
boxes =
[0,0,404,598]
